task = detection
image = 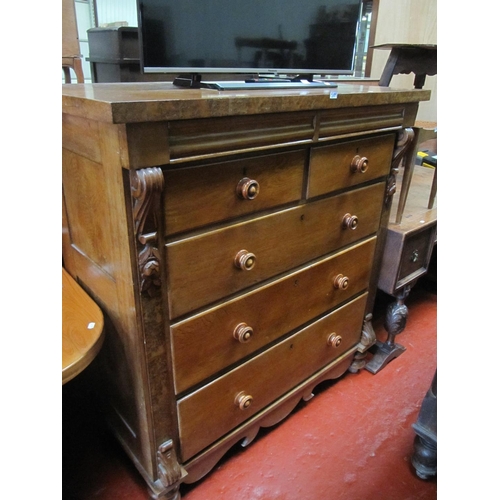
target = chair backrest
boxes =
[62,0,85,83]
[62,0,80,59]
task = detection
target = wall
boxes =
[370,0,437,122]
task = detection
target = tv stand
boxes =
[173,73,338,91]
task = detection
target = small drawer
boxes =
[163,150,305,235]
[378,221,437,294]
[166,181,385,318]
[177,292,368,461]
[171,237,376,394]
[308,134,395,198]
[398,227,436,285]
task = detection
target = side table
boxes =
[365,165,437,374]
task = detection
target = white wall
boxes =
[94,0,138,26]
[371,0,437,122]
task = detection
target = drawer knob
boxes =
[234,250,256,271]
[410,249,419,262]
[233,323,253,343]
[237,177,260,200]
[333,274,349,290]
[235,391,253,410]
[350,155,369,173]
[342,213,358,230]
[327,333,343,348]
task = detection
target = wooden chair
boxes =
[62,0,85,83]
[374,44,437,223]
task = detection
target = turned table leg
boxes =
[365,285,411,374]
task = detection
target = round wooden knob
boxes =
[327,333,343,348]
[237,178,260,200]
[234,250,256,270]
[333,274,349,290]
[350,155,369,173]
[342,213,358,230]
[233,323,253,343]
[235,391,253,410]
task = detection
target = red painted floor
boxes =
[62,279,437,500]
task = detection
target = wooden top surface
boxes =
[62,82,431,124]
[390,164,437,231]
[62,268,105,385]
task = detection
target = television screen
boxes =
[137,0,363,77]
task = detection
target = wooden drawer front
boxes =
[308,134,395,198]
[177,292,368,461]
[166,182,385,318]
[164,150,305,236]
[398,227,436,286]
[168,111,315,161]
[171,237,376,394]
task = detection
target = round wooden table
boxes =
[62,268,105,384]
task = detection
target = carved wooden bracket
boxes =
[385,127,415,204]
[131,167,165,295]
[157,440,186,493]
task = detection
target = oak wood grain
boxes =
[177,293,368,461]
[171,237,376,394]
[308,133,395,198]
[164,150,305,236]
[166,182,385,318]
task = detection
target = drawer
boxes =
[308,134,395,199]
[398,227,436,285]
[177,292,368,461]
[378,220,437,294]
[171,237,376,394]
[163,150,305,236]
[166,181,385,318]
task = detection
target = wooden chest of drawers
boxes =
[62,82,429,499]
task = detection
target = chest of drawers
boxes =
[62,82,429,499]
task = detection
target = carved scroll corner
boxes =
[131,167,165,296]
[349,314,377,373]
[357,313,377,353]
[157,440,187,491]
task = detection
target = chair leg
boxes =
[73,57,85,83]
[63,66,72,84]
[427,168,437,209]
[378,49,400,87]
[395,127,420,224]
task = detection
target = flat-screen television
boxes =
[137,0,364,88]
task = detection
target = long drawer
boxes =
[177,292,368,462]
[308,133,394,199]
[163,150,306,236]
[171,237,376,394]
[166,181,385,318]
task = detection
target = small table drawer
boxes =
[166,182,385,318]
[171,237,377,394]
[398,228,436,284]
[163,150,305,236]
[378,220,437,294]
[177,292,368,461]
[308,134,395,198]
